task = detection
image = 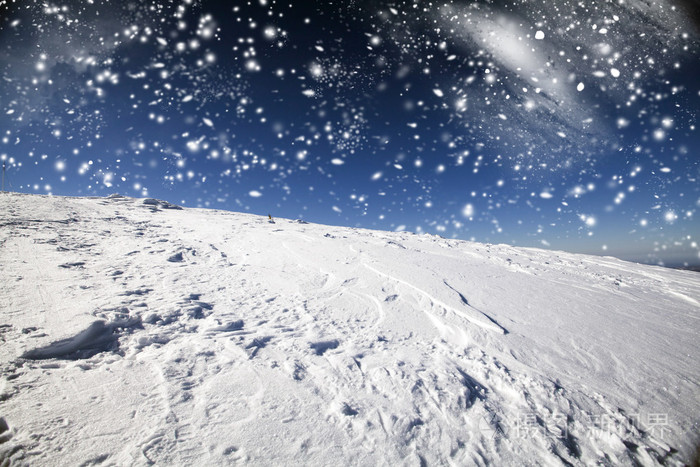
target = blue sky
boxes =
[1,0,698,267]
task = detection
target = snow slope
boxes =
[0,193,698,466]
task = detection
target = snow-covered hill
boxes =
[0,193,698,466]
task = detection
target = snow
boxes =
[1,193,699,465]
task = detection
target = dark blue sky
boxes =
[1,0,699,267]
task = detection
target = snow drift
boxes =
[0,193,698,466]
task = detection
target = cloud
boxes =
[428,0,696,166]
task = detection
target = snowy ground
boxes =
[0,193,698,466]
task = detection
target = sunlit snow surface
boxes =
[0,1,698,265]
[0,193,698,465]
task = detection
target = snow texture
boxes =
[0,193,698,465]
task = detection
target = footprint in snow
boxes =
[58,261,86,269]
[205,320,245,334]
[0,418,13,445]
[310,340,339,356]
[245,336,273,358]
[167,252,183,262]
[285,360,306,381]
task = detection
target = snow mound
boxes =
[142,197,183,210]
[21,321,118,361]
[0,193,698,466]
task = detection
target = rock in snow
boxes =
[0,193,698,465]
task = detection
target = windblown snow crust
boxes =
[0,193,698,465]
